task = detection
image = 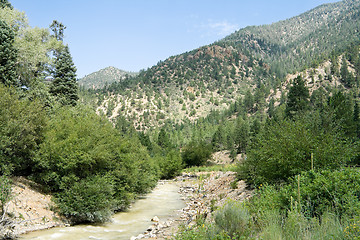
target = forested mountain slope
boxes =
[78,66,138,89]
[88,0,360,132]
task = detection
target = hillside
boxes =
[87,0,360,133]
[78,66,138,89]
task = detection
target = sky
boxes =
[11,0,339,78]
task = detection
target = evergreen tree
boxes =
[285,75,310,119]
[354,100,360,138]
[234,117,250,153]
[0,20,17,86]
[50,45,78,106]
[157,128,170,149]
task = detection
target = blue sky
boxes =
[11,0,339,78]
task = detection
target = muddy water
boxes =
[22,181,185,240]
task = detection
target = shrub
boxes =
[34,105,159,222]
[251,168,360,221]
[0,84,46,175]
[182,141,212,167]
[158,150,184,179]
[55,175,115,224]
[237,118,356,185]
[214,201,252,239]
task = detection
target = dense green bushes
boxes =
[178,169,360,239]
[54,175,115,223]
[237,117,357,186]
[33,105,159,222]
[181,141,212,167]
[0,84,46,175]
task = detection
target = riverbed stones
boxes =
[151,216,159,222]
[135,171,253,239]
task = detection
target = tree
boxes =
[50,45,79,106]
[234,117,250,154]
[182,141,212,167]
[237,118,357,186]
[0,84,46,175]
[285,75,310,119]
[50,20,66,42]
[157,128,171,149]
[0,20,17,86]
[0,0,12,9]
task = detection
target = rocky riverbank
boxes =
[133,171,252,239]
[0,177,66,239]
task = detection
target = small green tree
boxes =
[285,75,310,119]
[235,117,250,154]
[182,141,212,167]
[50,45,78,106]
[157,128,171,149]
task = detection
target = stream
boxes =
[21,181,185,240]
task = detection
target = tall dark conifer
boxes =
[0,20,17,86]
[285,75,310,119]
[50,45,78,106]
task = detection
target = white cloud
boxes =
[207,20,239,37]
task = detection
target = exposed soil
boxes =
[5,177,66,237]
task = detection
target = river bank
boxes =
[4,170,252,239]
[133,171,252,239]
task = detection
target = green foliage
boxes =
[50,45,78,106]
[238,117,356,185]
[33,105,159,222]
[0,20,17,86]
[55,175,115,224]
[285,75,310,119]
[182,141,212,167]
[344,217,360,240]
[0,0,11,9]
[157,150,183,179]
[0,175,11,214]
[214,201,252,239]
[288,169,360,219]
[157,128,171,149]
[0,84,46,175]
[251,168,360,221]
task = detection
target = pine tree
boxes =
[50,45,78,106]
[0,20,17,86]
[285,75,310,119]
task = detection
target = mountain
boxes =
[89,0,360,132]
[78,66,138,89]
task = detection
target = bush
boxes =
[251,168,360,221]
[55,175,115,224]
[158,150,183,179]
[182,141,212,167]
[0,84,46,175]
[214,201,252,239]
[34,105,159,222]
[0,175,11,214]
[237,118,356,185]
